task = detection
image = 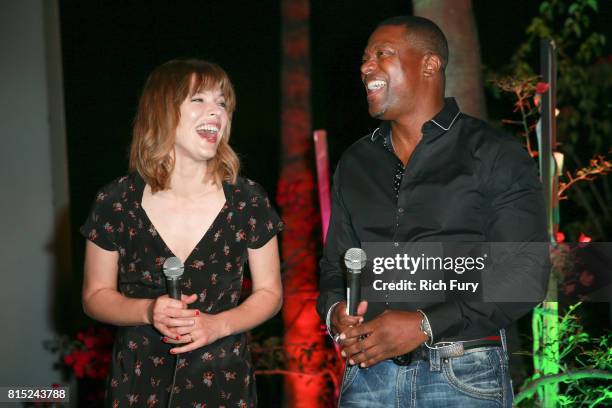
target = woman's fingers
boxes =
[154,324,180,340]
[166,308,200,319]
[156,294,186,309]
[170,342,199,354]
[181,293,198,305]
[173,325,196,336]
[164,317,196,327]
[169,334,208,354]
[162,335,190,344]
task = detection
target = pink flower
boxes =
[535,82,550,94]
[578,233,592,243]
[555,231,565,243]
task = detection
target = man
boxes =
[317,16,549,407]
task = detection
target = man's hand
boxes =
[330,300,368,338]
[340,310,427,368]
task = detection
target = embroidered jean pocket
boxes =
[340,364,359,394]
[442,347,504,401]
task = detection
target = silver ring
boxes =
[333,334,341,344]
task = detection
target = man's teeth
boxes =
[196,124,219,133]
[367,80,387,90]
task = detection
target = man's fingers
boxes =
[342,334,375,357]
[339,336,360,350]
[344,321,373,339]
[362,353,387,368]
[356,300,368,316]
[350,344,382,366]
[337,315,362,327]
[332,315,361,336]
[346,339,379,365]
[335,302,348,314]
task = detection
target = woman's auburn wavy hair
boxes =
[129,58,240,192]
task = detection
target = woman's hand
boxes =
[164,238,282,354]
[149,293,198,339]
[166,310,231,354]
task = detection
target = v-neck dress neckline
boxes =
[136,179,229,265]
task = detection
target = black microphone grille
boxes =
[163,256,184,279]
[344,248,367,270]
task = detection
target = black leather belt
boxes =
[391,336,503,366]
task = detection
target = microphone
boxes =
[344,248,367,315]
[163,257,184,300]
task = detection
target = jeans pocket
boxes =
[340,364,360,394]
[442,347,504,401]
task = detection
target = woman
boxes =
[81,59,283,407]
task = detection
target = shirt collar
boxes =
[422,97,461,139]
[370,97,461,144]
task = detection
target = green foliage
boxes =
[489,0,612,241]
[516,303,612,406]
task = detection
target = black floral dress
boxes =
[81,173,283,408]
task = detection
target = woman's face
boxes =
[174,85,229,165]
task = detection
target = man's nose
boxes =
[360,58,375,76]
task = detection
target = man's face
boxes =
[360,25,425,119]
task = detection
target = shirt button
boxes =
[394,242,399,247]
[398,208,404,213]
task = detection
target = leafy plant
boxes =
[515,303,612,407]
[489,0,611,241]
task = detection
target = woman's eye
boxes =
[191,97,203,102]
[217,101,227,108]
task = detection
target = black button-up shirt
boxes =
[317,98,549,341]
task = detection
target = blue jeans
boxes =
[338,347,513,407]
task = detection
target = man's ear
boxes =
[423,53,442,77]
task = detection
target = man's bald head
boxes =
[377,15,449,71]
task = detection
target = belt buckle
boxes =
[434,341,464,358]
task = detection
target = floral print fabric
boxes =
[81,173,283,407]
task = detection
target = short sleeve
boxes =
[244,180,284,249]
[79,183,122,251]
